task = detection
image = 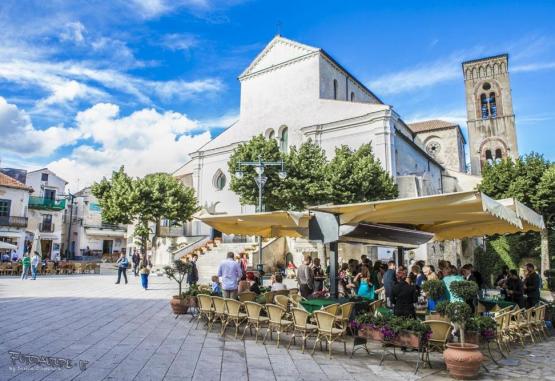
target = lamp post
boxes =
[235,156,287,268]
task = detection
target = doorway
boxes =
[40,239,52,259]
[102,240,113,255]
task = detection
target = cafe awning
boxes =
[195,210,310,238]
[197,191,543,242]
[311,191,542,241]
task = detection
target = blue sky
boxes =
[1,0,554,189]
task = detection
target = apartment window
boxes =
[279,126,288,153]
[41,173,49,181]
[0,199,10,217]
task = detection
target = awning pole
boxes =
[329,241,339,299]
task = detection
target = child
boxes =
[211,275,222,296]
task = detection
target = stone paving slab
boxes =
[1,274,554,380]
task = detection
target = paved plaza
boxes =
[0,274,554,381]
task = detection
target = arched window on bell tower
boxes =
[480,94,489,119]
[495,148,503,162]
[489,92,497,117]
[485,149,493,165]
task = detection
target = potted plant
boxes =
[465,316,496,345]
[443,280,484,380]
[351,313,386,341]
[181,284,201,309]
[392,316,432,349]
[422,279,447,312]
[163,260,192,315]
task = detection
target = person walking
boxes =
[21,254,31,280]
[523,263,541,308]
[187,254,199,287]
[297,256,314,298]
[132,250,140,276]
[31,251,41,280]
[217,252,242,299]
[139,265,150,290]
[115,253,129,284]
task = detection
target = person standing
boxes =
[312,257,325,292]
[354,265,375,300]
[31,251,41,280]
[383,261,397,307]
[217,252,242,299]
[115,253,129,284]
[391,268,417,318]
[506,269,525,308]
[21,254,31,280]
[297,256,314,298]
[187,254,199,287]
[132,250,140,276]
[523,263,541,308]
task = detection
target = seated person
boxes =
[238,274,250,294]
[246,272,261,294]
[270,273,287,291]
[211,275,222,296]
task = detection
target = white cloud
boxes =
[60,22,86,43]
[129,0,211,19]
[369,58,460,95]
[160,33,198,51]
[0,97,81,156]
[405,108,468,128]
[45,102,212,189]
[512,61,555,73]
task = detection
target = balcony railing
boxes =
[0,216,28,228]
[83,223,127,231]
[39,223,55,233]
[159,226,185,237]
[28,196,66,211]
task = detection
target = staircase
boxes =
[194,242,258,284]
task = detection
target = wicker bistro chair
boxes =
[311,310,347,358]
[238,291,257,303]
[532,305,547,339]
[322,303,340,316]
[274,289,289,298]
[493,312,511,356]
[421,320,453,368]
[368,299,383,315]
[264,291,276,304]
[288,288,299,296]
[274,295,290,311]
[289,294,305,307]
[241,301,269,343]
[336,302,355,330]
[223,299,248,338]
[196,294,214,329]
[288,307,318,353]
[508,308,527,347]
[520,308,538,344]
[211,297,228,334]
[45,262,56,275]
[263,304,293,348]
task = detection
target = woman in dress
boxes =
[354,265,375,300]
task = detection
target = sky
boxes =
[1,0,554,191]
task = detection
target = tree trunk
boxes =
[459,323,466,346]
[541,228,550,284]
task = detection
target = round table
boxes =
[299,298,339,313]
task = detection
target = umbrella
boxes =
[0,241,17,250]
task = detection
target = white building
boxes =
[175,36,453,228]
[0,172,32,258]
[63,187,127,258]
[25,168,67,259]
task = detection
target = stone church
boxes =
[171,35,518,266]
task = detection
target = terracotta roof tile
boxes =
[407,119,459,133]
[0,172,32,191]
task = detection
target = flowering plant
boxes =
[380,325,396,341]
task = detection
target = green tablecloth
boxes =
[300,298,339,313]
[478,298,515,311]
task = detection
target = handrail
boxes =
[0,216,28,228]
[172,236,210,260]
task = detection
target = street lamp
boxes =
[235,156,287,267]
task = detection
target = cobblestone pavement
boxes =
[0,274,554,380]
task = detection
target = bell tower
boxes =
[462,54,518,175]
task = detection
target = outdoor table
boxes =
[299,298,338,313]
[478,298,515,312]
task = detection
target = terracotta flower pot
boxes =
[170,296,189,314]
[358,327,383,342]
[394,331,420,349]
[443,343,484,380]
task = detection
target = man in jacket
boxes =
[383,261,397,307]
[132,250,140,276]
[297,256,314,298]
[523,263,541,308]
[391,268,417,318]
[187,254,199,286]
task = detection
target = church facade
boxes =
[172,36,518,265]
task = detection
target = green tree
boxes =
[326,144,398,204]
[478,153,555,280]
[92,168,199,262]
[273,140,330,210]
[228,135,283,211]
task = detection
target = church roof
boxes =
[407,119,466,144]
[0,172,33,191]
[408,119,458,133]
